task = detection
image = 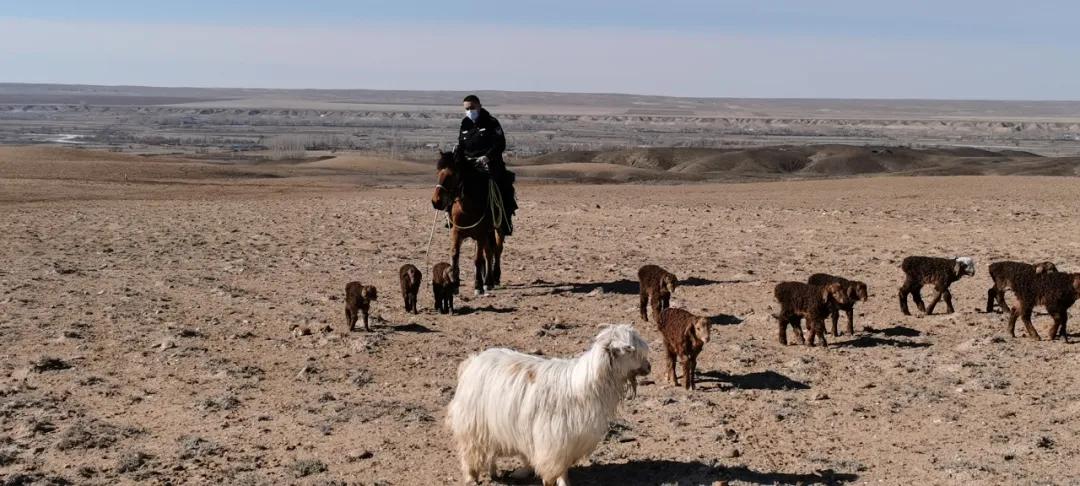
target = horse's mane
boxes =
[436,151,457,171]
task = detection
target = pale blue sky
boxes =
[1,1,1077,99]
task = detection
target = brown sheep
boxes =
[345,282,378,332]
[399,264,422,314]
[986,261,1058,313]
[1006,272,1080,341]
[773,281,848,347]
[807,273,869,337]
[898,256,975,316]
[638,265,678,323]
[432,262,457,315]
[657,308,711,390]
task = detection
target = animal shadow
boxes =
[564,460,857,485]
[698,370,810,390]
[865,325,921,337]
[456,305,518,315]
[523,276,741,296]
[833,336,930,349]
[708,313,743,326]
[389,323,437,333]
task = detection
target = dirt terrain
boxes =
[2,146,1080,485]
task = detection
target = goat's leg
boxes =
[942,288,955,314]
[845,305,856,336]
[925,284,944,315]
[791,316,806,345]
[639,291,650,322]
[1020,305,1041,340]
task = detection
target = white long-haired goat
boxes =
[446,324,651,486]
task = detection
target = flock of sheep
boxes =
[341,255,1080,485]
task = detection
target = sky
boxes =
[0,1,1077,99]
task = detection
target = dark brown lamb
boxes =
[657,307,711,390]
[399,264,422,314]
[898,256,975,316]
[432,262,457,315]
[638,264,678,323]
[807,273,869,336]
[773,281,847,347]
[986,260,1058,313]
[1006,271,1080,341]
[344,282,378,332]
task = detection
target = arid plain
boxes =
[3,143,1080,485]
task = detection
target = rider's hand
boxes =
[477,155,489,166]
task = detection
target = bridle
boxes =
[435,170,486,230]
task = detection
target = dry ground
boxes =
[2,148,1080,485]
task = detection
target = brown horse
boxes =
[432,151,505,295]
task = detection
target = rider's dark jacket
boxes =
[454,108,506,174]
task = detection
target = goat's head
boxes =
[954,256,976,277]
[597,324,651,379]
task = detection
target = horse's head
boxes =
[432,151,460,210]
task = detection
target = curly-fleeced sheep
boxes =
[657,308,710,390]
[986,261,1058,313]
[446,324,650,486]
[807,273,869,337]
[638,265,678,323]
[399,264,422,314]
[1006,271,1080,341]
[898,256,975,316]
[432,262,457,315]
[773,281,847,347]
[344,282,378,332]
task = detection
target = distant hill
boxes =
[515,145,1080,182]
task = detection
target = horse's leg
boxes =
[450,229,462,295]
[490,230,504,288]
[473,233,487,295]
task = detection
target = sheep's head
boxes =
[851,281,869,302]
[822,282,847,305]
[954,257,976,277]
[692,317,711,344]
[362,286,378,301]
[662,273,678,295]
[597,324,651,381]
[1034,262,1059,274]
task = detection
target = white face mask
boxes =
[466,109,479,122]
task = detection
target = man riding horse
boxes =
[451,94,517,236]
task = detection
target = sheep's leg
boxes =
[639,291,650,322]
[362,308,370,332]
[1007,307,1020,337]
[687,356,698,390]
[844,305,855,336]
[986,285,998,313]
[448,292,455,315]
[666,351,678,385]
[682,358,693,390]
[830,306,840,337]
[345,308,354,332]
[776,315,789,345]
[661,292,671,312]
[899,279,914,315]
[997,289,1011,314]
[791,316,806,345]
[1049,309,1068,342]
[650,299,663,325]
[1020,305,1041,340]
[925,284,945,315]
[816,318,829,348]
[942,288,955,314]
